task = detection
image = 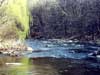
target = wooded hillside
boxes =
[29,0,100,42]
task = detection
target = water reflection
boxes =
[29,58,100,75]
[0,56,29,75]
[0,56,59,75]
[0,56,100,75]
[30,62,59,75]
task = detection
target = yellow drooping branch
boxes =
[6,0,30,40]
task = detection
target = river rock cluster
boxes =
[0,40,31,56]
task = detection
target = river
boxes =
[0,39,100,75]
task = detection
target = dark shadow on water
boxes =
[29,57,100,75]
[0,56,100,75]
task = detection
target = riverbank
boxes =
[0,39,33,56]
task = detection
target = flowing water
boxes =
[0,39,100,75]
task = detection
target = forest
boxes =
[0,0,100,43]
[29,0,100,42]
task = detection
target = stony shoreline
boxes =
[0,40,33,56]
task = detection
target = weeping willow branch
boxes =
[0,0,30,40]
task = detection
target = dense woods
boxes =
[29,0,100,42]
[0,0,100,42]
